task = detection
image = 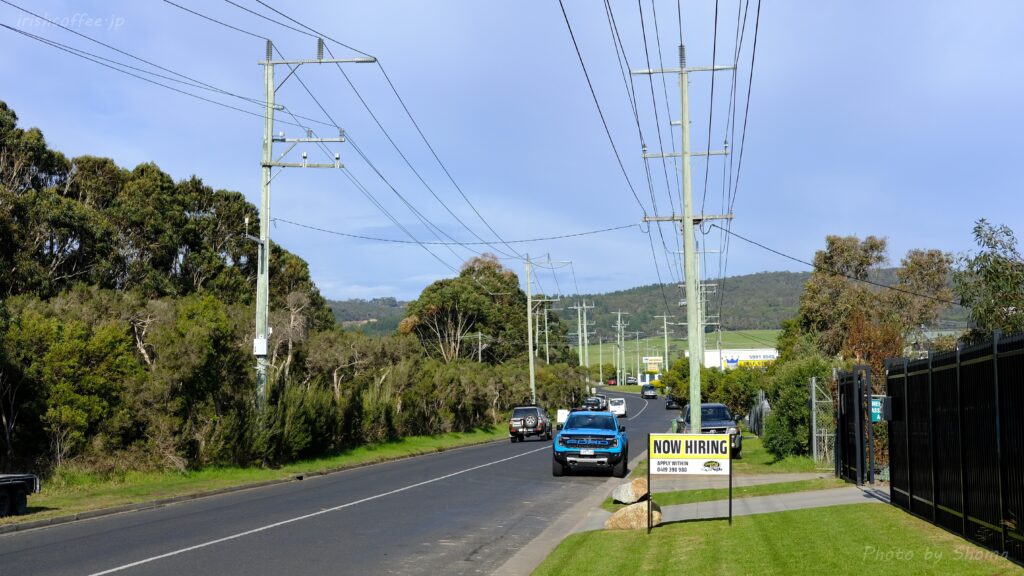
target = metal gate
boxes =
[836,366,872,485]
[810,376,835,470]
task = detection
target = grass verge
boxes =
[733,435,818,474]
[1,426,507,526]
[534,504,1020,575]
[601,477,845,512]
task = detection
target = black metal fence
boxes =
[836,366,872,485]
[886,333,1023,566]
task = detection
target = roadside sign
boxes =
[647,433,734,532]
[870,395,890,423]
[649,433,732,475]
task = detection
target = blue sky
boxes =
[2,1,1022,301]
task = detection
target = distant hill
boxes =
[554,271,811,339]
[327,269,966,337]
[327,297,407,336]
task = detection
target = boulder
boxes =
[611,477,649,504]
[604,501,662,530]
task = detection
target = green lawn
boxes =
[534,504,1021,575]
[602,477,845,512]
[584,330,781,369]
[733,436,819,474]
[1,427,507,526]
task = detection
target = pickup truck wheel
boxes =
[11,487,27,516]
[612,456,628,478]
[0,489,9,518]
[552,458,565,477]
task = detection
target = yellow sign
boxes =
[648,433,732,475]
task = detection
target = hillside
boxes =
[328,269,967,338]
[327,297,408,335]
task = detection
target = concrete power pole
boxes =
[254,39,373,405]
[525,255,536,404]
[655,315,675,372]
[632,331,643,384]
[581,301,594,367]
[613,311,628,386]
[633,44,734,432]
[598,336,603,384]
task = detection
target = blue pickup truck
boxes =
[552,410,628,477]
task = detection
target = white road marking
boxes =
[631,397,650,419]
[87,445,550,576]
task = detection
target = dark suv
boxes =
[508,406,553,443]
[678,403,742,457]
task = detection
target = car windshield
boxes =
[609,399,624,405]
[682,405,732,422]
[565,414,616,430]
[512,408,536,419]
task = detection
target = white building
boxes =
[702,348,778,370]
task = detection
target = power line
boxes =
[557,0,649,217]
[717,0,755,337]
[710,224,962,307]
[698,0,721,218]
[603,0,680,283]
[254,0,525,259]
[272,218,639,245]
[226,2,524,261]
[0,23,320,130]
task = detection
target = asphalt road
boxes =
[0,390,674,576]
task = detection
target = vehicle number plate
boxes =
[580,449,595,456]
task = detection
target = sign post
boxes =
[647,432,734,532]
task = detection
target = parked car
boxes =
[508,406,553,443]
[606,378,617,386]
[608,397,627,418]
[641,384,657,399]
[594,393,609,410]
[678,403,742,457]
[626,376,638,385]
[665,395,681,410]
[552,410,628,477]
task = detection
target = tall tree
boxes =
[953,219,1024,339]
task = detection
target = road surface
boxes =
[0,391,673,576]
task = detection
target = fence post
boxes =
[992,332,1007,552]
[904,358,912,509]
[928,351,937,522]
[956,345,967,536]
[866,368,874,485]
[810,377,818,463]
[854,372,863,486]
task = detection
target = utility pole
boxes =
[598,336,603,384]
[569,302,584,366]
[632,331,643,384]
[634,44,734,433]
[581,301,594,367]
[525,255,536,404]
[655,315,675,372]
[613,311,628,386]
[543,309,550,364]
[254,39,374,405]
